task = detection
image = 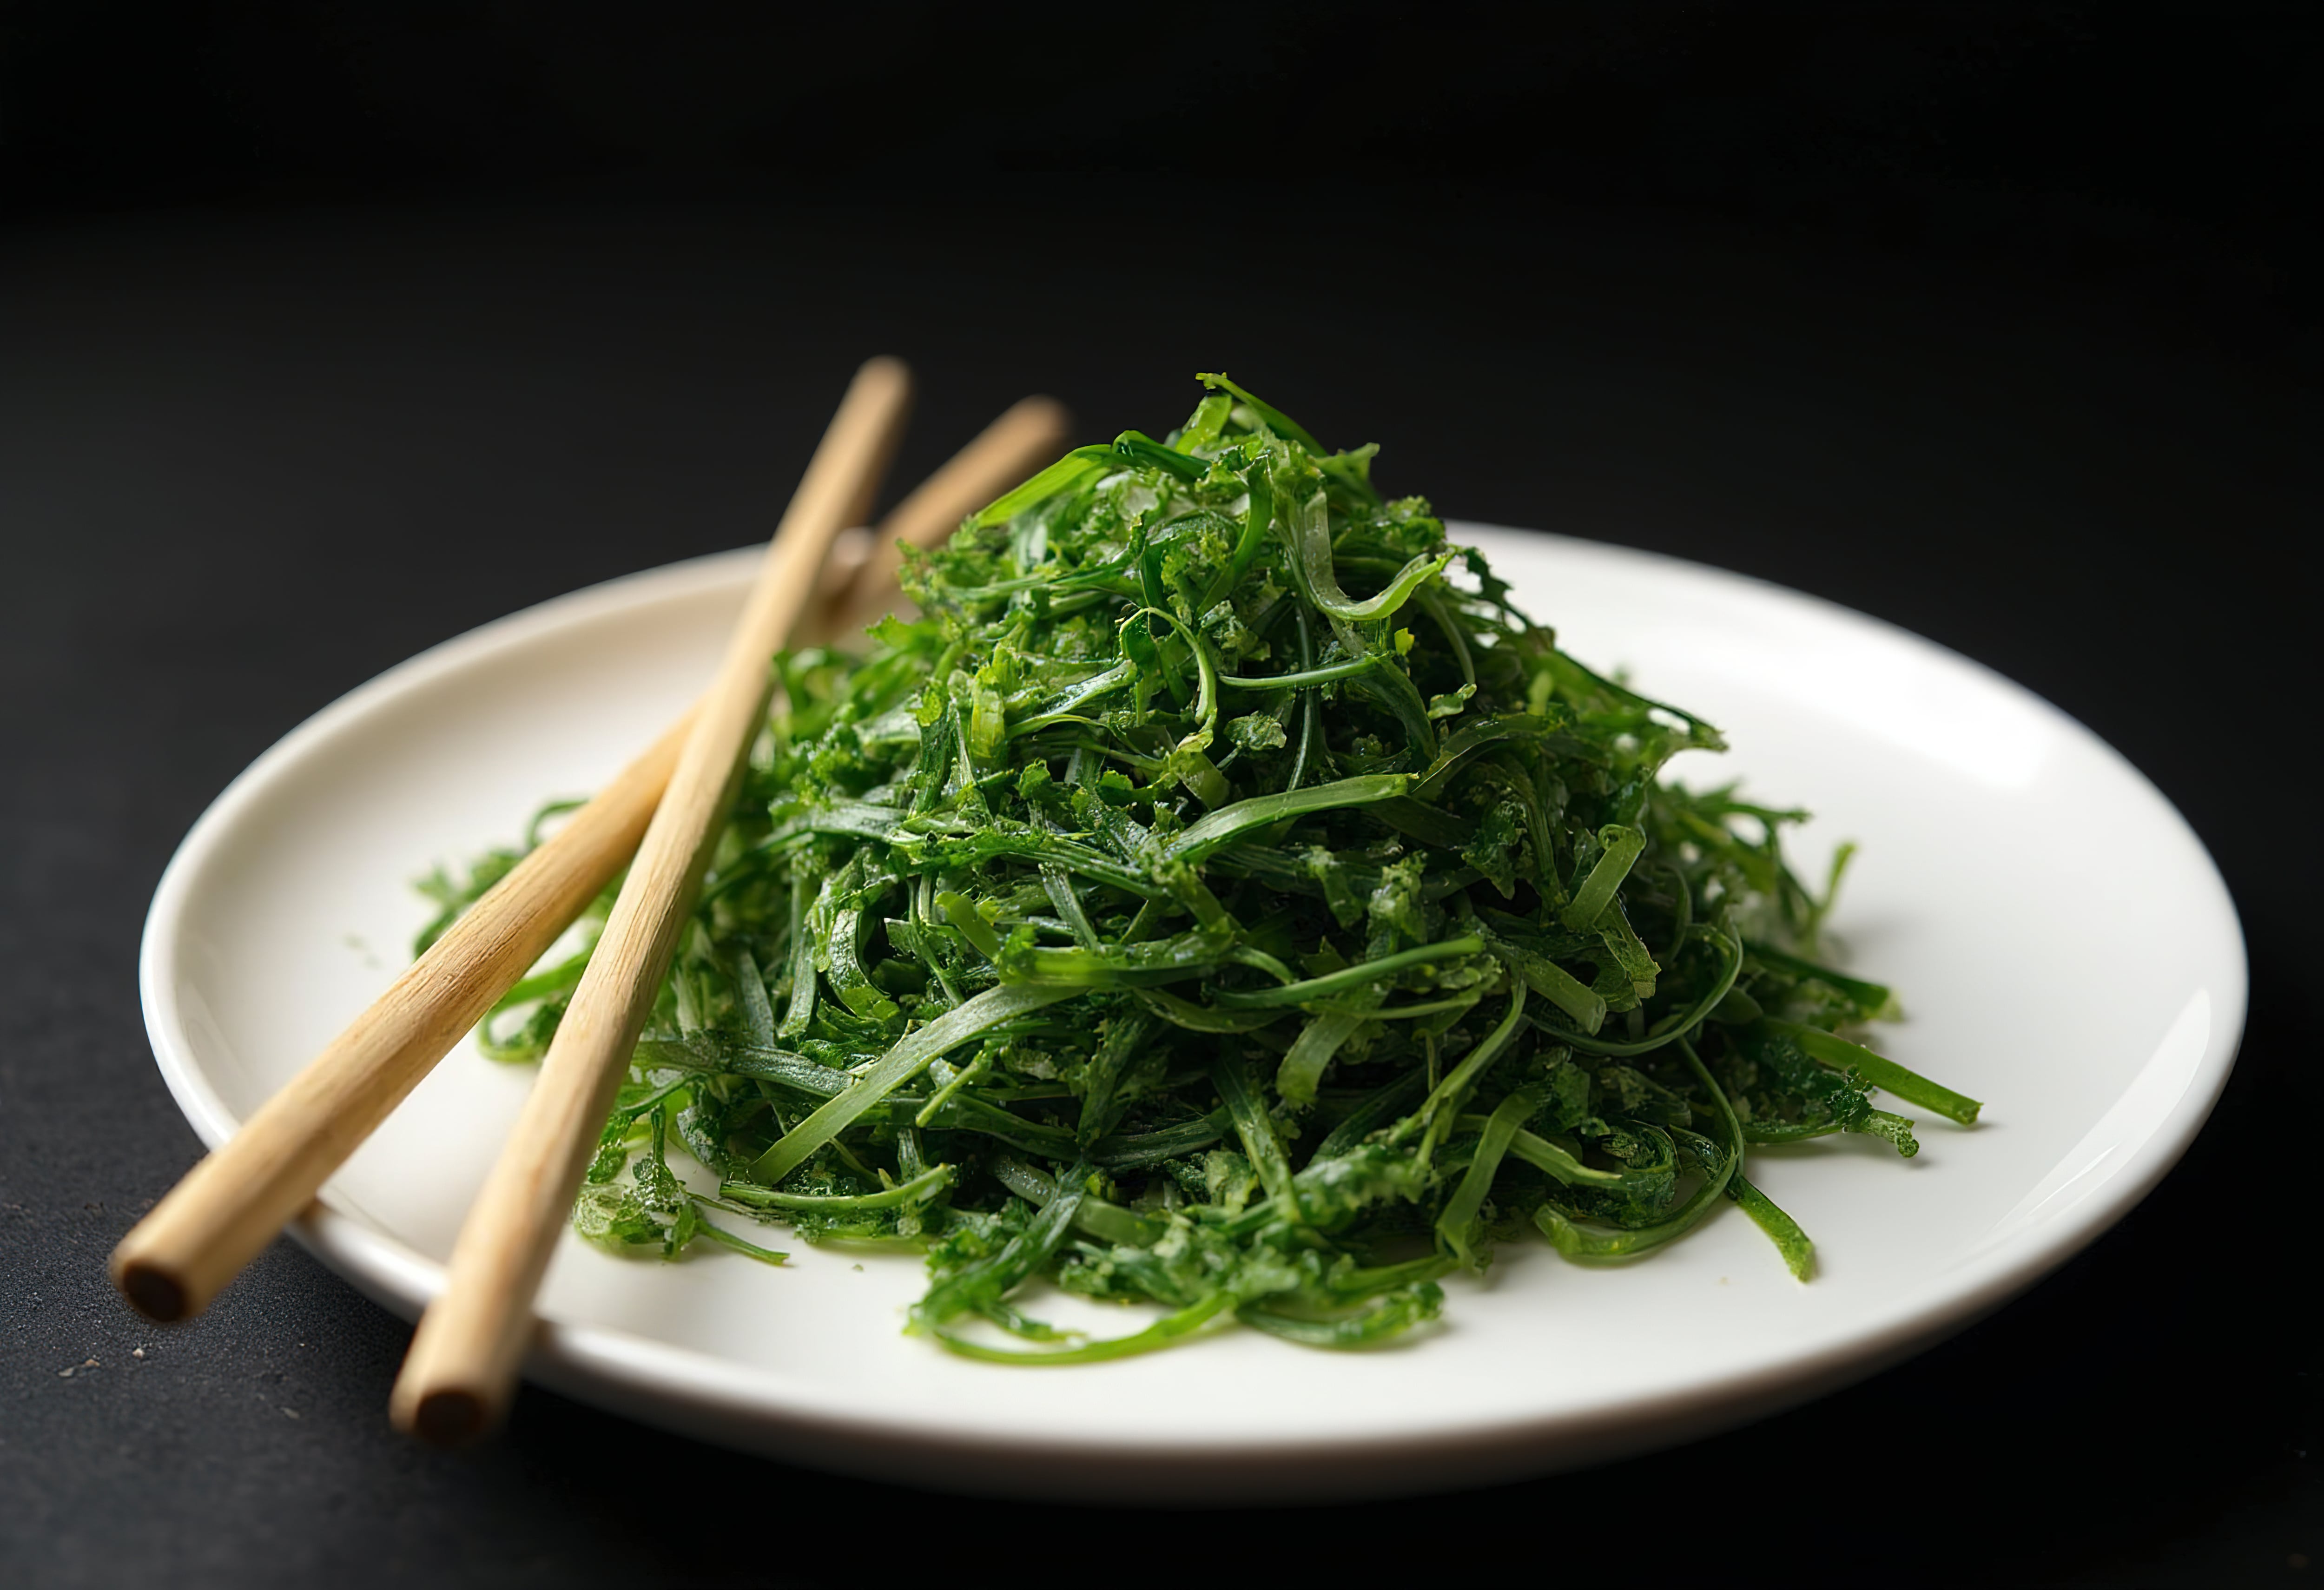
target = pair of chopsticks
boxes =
[110,362,1069,1442]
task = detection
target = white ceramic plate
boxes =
[140,526,2245,1500]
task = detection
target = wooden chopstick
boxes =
[111,383,1070,1326]
[110,714,694,1323]
[388,357,912,1444]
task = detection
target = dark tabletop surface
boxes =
[0,191,2314,1586]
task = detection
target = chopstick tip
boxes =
[112,1257,191,1323]
[857,354,913,391]
[396,1386,496,1448]
[1012,394,1070,431]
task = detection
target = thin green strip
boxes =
[1561,824,1645,930]
[1763,1018,1982,1125]
[750,983,1081,1184]
[1395,983,1529,1151]
[1436,1084,1544,1267]
[1742,939,1894,1015]
[1275,1002,1375,1106]
[1450,1117,1649,1191]
[971,452,1104,529]
[1211,935,1483,1009]
[1727,1169,1816,1280]
[719,1163,954,1213]
[1197,372,1323,452]
[1160,774,1410,866]
[933,1292,1235,1365]
[1136,989,1285,1033]
[1217,655,1385,691]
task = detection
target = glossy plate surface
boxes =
[140,527,2245,1499]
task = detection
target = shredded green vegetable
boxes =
[421,375,1981,1360]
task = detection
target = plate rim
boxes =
[137,527,2249,1498]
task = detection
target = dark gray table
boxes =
[3,199,2313,1586]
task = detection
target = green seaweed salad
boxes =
[420,374,1981,1363]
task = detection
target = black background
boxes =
[2,4,2316,1585]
